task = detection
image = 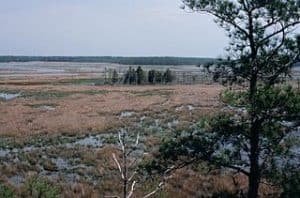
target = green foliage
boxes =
[148,70,156,84]
[148,70,161,84]
[154,71,163,83]
[124,67,137,85]
[136,66,145,85]
[163,68,174,84]
[220,89,248,107]
[21,177,60,198]
[0,183,14,198]
[254,86,300,117]
[123,67,174,85]
[280,171,300,198]
[221,86,300,119]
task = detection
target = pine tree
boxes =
[112,69,119,84]
[136,66,145,85]
[151,1,300,197]
[163,68,173,84]
[154,71,163,84]
[148,70,155,84]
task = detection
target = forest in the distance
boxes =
[0,56,214,65]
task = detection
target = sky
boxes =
[0,0,228,57]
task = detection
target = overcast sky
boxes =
[0,0,228,57]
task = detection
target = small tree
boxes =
[136,66,145,85]
[163,68,173,84]
[104,67,108,84]
[112,69,119,84]
[124,67,136,85]
[107,130,168,198]
[148,70,156,84]
[154,71,163,84]
[152,1,300,197]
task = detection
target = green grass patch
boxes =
[131,89,173,97]
[57,78,105,86]
[0,89,108,100]
[24,103,58,108]
[0,183,14,198]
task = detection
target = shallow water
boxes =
[8,175,25,187]
[167,119,179,128]
[187,105,195,111]
[120,111,135,118]
[52,157,70,170]
[72,135,103,147]
[176,105,195,111]
[0,134,104,158]
[39,105,56,111]
[0,92,20,100]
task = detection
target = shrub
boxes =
[281,172,300,198]
[21,177,60,198]
[0,183,14,198]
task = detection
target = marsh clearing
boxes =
[1,62,296,197]
[0,70,227,196]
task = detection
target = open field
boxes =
[0,83,221,137]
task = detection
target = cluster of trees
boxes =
[123,66,174,85]
[104,68,119,84]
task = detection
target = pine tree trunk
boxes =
[248,123,260,198]
[247,75,260,198]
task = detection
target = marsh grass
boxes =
[131,89,174,97]
[24,103,58,108]
[0,88,108,100]
[57,78,104,86]
[0,183,14,198]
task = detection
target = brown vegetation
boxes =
[0,82,222,138]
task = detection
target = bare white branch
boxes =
[126,181,137,198]
[128,171,137,182]
[135,132,140,147]
[112,153,124,179]
[143,182,164,198]
[118,131,125,151]
[129,158,138,167]
[141,165,176,198]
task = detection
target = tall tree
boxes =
[148,70,156,84]
[124,67,137,85]
[154,71,163,84]
[163,68,174,84]
[136,66,145,85]
[151,1,300,197]
[112,69,119,84]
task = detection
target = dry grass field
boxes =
[0,82,222,137]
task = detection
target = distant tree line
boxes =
[0,56,214,66]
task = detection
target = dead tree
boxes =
[106,129,172,198]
